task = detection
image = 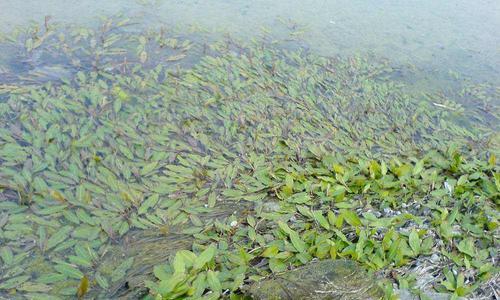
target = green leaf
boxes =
[158,272,187,295]
[0,275,31,289]
[114,99,122,113]
[54,263,83,279]
[208,192,216,208]
[36,273,67,284]
[191,272,207,297]
[409,230,421,255]
[261,245,279,258]
[111,257,134,282]
[457,238,475,257]
[287,192,311,204]
[413,160,424,175]
[193,244,216,270]
[207,270,222,295]
[138,194,160,215]
[153,265,170,281]
[355,230,367,259]
[387,238,401,262]
[173,252,186,274]
[72,225,100,240]
[285,174,294,190]
[46,226,72,250]
[17,282,52,292]
[269,258,286,273]
[68,255,92,268]
[176,250,197,269]
[340,210,361,227]
[312,210,330,230]
[140,161,159,175]
[278,221,306,252]
[0,246,14,265]
[95,272,109,289]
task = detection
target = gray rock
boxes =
[397,289,461,300]
[247,259,383,300]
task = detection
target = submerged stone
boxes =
[397,289,460,300]
[247,259,383,300]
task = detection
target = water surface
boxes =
[0,1,498,299]
[2,0,499,86]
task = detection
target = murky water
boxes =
[0,1,498,299]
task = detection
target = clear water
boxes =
[0,1,498,299]
[1,0,499,86]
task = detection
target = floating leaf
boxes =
[111,257,134,282]
[55,264,83,279]
[0,275,31,289]
[141,161,158,176]
[47,226,72,250]
[0,246,14,265]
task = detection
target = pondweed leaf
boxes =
[287,192,311,204]
[278,221,307,252]
[0,275,31,289]
[36,273,67,284]
[191,272,207,298]
[138,194,160,215]
[111,257,134,282]
[95,272,109,289]
[193,244,217,270]
[37,205,68,215]
[0,246,14,265]
[0,20,497,300]
[173,252,186,274]
[340,210,362,227]
[413,160,425,176]
[68,255,92,268]
[54,264,83,279]
[46,226,72,250]
[312,210,330,230]
[207,192,217,208]
[72,225,100,240]
[17,282,52,292]
[457,238,475,257]
[141,161,159,176]
[408,229,421,255]
[261,245,279,258]
[206,270,222,295]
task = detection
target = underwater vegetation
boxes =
[0,16,498,299]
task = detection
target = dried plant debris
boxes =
[0,16,498,300]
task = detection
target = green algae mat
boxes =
[0,17,498,299]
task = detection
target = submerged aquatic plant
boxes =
[0,16,498,299]
[145,150,498,299]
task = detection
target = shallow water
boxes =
[1,0,499,86]
[0,1,498,300]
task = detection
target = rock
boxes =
[397,289,460,300]
[247,259,383,300]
